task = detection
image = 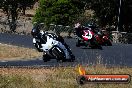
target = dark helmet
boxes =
[31,25,40,37]
[87,23,97,29]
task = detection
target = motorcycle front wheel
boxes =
[90,38,102,50]
[43,53,51,62]
[76,39,81,47]
[52,46,66,62]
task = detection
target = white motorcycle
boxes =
[32,32,75,62]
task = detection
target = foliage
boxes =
[83,0,132,32]
[121,0,132,32]
[0,0,37,32]
[82,0,118,27]
[33,0,85,26]
[18,0,37,15]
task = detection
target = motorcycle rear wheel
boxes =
[105,40,112,46]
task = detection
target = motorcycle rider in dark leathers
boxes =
[74,23,99,37]
[74,22,85,39]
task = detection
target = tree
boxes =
[83,0,118,27]
[19,0,37,15]
[121,0,132,32]
[33,0,85,26]
[82,0,132,32]
[1,0,19,32]
[0,0,37,32]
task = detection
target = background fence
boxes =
[0,16,75,37]
[0,16,132,43]
[36,23,75,38]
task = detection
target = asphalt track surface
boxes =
[0,33,132,67]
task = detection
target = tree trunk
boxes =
[22,7,26,15]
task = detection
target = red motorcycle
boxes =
[95,32,112,46]
[75,27,102,49]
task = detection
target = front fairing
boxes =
[82,30,94,41]
[41,36,59,51]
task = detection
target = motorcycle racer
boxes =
[31,24,75,61]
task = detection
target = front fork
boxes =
[57,42,72,59]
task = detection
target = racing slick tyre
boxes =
[64,44,75,62]
[90,39,102,50]
[52,46,66,62]
[43,54,51,62]
[97,45,103,50]
[76,40,81,47]
[106,40,112,46]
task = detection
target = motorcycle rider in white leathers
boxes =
[31,24,74,60]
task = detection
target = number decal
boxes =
[82,30,93,40]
